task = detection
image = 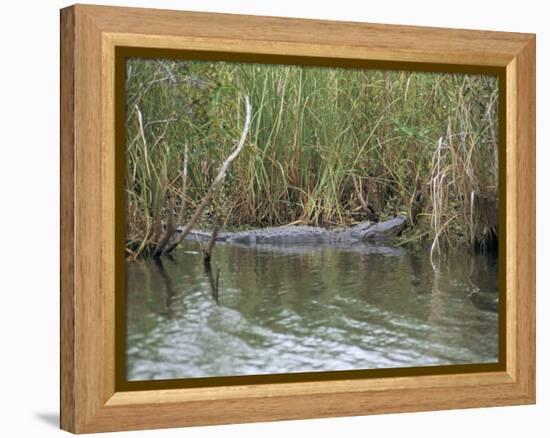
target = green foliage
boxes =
[125,58,498,254]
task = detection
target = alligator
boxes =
[177,215,407,245]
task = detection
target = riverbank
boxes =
[125,59,499,255]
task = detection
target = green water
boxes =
[125,241,499,381]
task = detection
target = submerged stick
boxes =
[204,262,220,305]
[153,256,176,318]
[164,95,252,255]
[203,226,218,265]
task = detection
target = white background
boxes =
[0,0,546,436]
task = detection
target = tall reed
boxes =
[125,58,498,255]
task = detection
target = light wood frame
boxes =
[60,4,536,434]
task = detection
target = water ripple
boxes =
[126,242,499,380]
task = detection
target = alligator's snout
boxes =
[362,216,407,242]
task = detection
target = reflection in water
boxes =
[152,257,176,319]
[204,261,220,305]
[126,241,499,381]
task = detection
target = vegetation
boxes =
[125,58,498,259]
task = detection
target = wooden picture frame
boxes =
[60,4,536,434]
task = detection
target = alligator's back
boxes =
[226,225,332,244]
[182,216,406,245]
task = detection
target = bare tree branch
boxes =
[153,197,176,257]
[163,95,252,255]
[352,174,379,222]
[177,143,188,225]
[203,226,218,264]
[135,104,152,180]
[352,174,369,212]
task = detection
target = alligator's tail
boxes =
[176,228,229,242]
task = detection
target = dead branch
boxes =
[204,262,220,305]
[135,104,152,180]
[409,190,425,226]
[352,174,379,222]
[153,196,176,257]
[203,226,218,265]
[177,143,188,225]
[153,163,169,243]
[163,95,252,255]
[352,174,368,211]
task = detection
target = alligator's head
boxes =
[361,216,407,242]
[349,222,375,240]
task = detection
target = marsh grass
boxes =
[125,58,498,258]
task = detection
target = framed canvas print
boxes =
[60,4,536,434]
